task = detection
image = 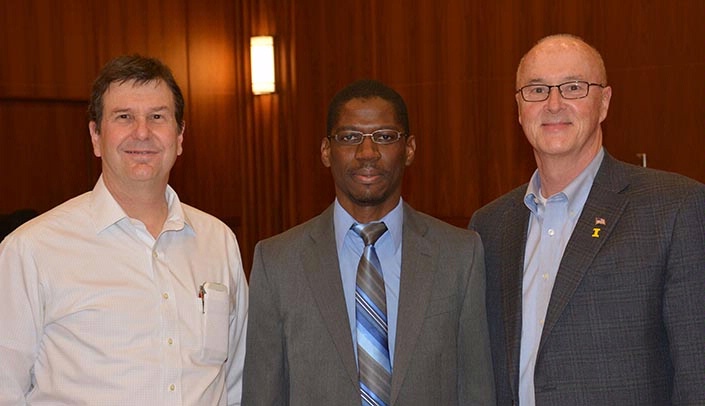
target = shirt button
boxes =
[547,229,555,236]
[169,384,175,391]
[539,319,545,325]
[162,293,169,300]
[168,338,173,345]
[542,273,549,280]
[153,251,159,259]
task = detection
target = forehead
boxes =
[518,39,602,85]
[336,97,398,127]
[103,79,173,107]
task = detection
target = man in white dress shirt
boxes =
[0,55,248,405]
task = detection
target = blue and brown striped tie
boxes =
[353,222,391,406]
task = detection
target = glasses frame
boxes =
[328,129,407,146]
[516,81,605,102]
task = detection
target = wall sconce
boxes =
[250,36,276,95]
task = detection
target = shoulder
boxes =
[181,203,237,239]
[404,205,481,248]
[4,192,91,243]
[470,183,528,225]
[601,158,705,201]
[256,211,329,251]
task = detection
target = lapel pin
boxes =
[595,217,606,226]
[592,228,601,238]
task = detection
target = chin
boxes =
[349,190,388,207]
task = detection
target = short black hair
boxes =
[326,79,409,135]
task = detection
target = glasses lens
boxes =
[522,85,550,101]
[334,131,363,145]
[372,130,401,144]
[559,81,589,99]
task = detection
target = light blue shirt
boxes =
[333,198,403,365]
[519,148,604,405]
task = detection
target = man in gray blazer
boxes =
[470,34,705,405]
[242,79,495,405]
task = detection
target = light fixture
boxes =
[250,36,276,95]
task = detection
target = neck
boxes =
[534,147,600,197]
[104,177,169,238]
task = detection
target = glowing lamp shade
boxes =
[250,36,276,95]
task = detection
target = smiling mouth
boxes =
[352,169,383,183]
[125,150,157,154]
[542,120,571,126]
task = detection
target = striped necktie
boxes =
[353,222,391,406]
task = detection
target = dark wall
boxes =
[2,0,703,272]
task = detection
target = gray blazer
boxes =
[470,152,705,405]
[242,202,495,405]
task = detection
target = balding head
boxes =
[516,34,607,89]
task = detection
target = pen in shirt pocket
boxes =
[198,284,206,313]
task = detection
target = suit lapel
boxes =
[500,192,530,399]
[390,204,436,405]
[300,206,359,387]
[538,154,630,354]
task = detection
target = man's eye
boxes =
[376,131,396,141]
[152,114,162,120]
[339,132,359,142]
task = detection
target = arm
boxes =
[226,237,249,406]
[241,242,288,406]
[0,235,43,404]
[664,185,705,404]
[458,234,496,405]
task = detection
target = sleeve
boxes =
[226,235,249,406]
[241,242,288,406]
[664,184,705,404]
[457,233,497,405]
[0,234,43,405]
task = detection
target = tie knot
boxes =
[353,222,388,246]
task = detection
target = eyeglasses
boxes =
[328,129,406,146]
[516,81,605,102]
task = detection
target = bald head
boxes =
[516,34,607,89]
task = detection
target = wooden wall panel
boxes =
[176,0,251,265]
[284,0,705,230]
[1,0,704,273]
[0,101,95,212]
[90,0,190,101]
[0,0,95,99]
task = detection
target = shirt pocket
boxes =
[201,282,230,364]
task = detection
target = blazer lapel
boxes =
[300,206,359,387]
[390,204,436,405]
[499,192,531,399]
[538,153,630,354]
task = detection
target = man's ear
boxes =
[404,135,416,166]
[89,121,102,158]
[321,137,332,168]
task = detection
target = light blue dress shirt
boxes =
[519,148,604,406]
[333,198,403,365]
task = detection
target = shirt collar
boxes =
[524,147,605,215]
[89,175,192,234]
[333,198,404,252]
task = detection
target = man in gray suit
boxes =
[242,79,495,405]
[470,34,705,405]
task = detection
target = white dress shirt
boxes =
[0,176,248,405]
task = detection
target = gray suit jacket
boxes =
[242,202,495,405]
[470,152,705,405]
